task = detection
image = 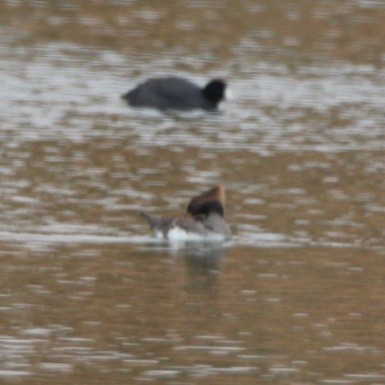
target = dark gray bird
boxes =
[122,77,227,110]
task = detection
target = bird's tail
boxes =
[140,211,156,229]
[140,212,174,234]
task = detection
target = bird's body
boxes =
[140,186,232,241]
[122,77,227,110]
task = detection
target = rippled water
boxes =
[0,0,384,384]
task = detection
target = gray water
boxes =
[0,1,384,384]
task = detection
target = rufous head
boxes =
[187,185,226,217]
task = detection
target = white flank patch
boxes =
[224,87,234,100]
[167,226,225,242]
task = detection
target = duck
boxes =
[140,185,232,241]
[122,76,227,111]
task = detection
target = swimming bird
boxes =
[140,185,232,241]
[122,77,227,110]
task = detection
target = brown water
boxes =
[0,1,384,384]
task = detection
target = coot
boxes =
[122,77,227,110]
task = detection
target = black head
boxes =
[188,199,225,218]
[202,79,226,106]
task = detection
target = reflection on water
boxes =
[0,245,384,384]
[0,0,384,384]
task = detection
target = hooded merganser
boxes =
[140,185,232,241]
[122,77,227,111]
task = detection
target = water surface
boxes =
[0,1,384,384]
